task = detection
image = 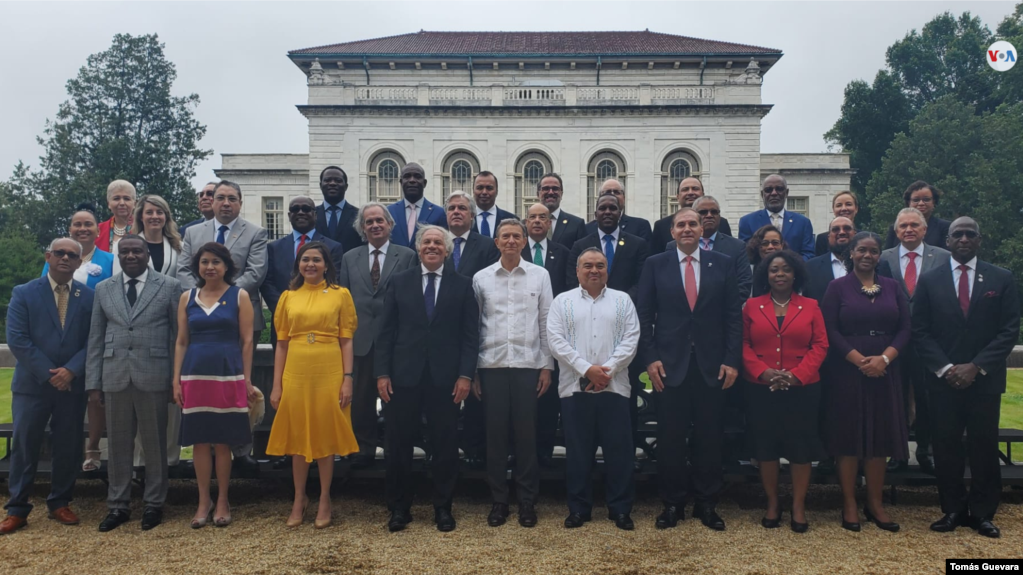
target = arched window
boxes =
[368,151,406,203]
[440,151,481,199]
[513,151,553,217]
[660,150,701,217]
[586,151,628,219]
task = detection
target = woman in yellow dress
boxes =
[268,242,358,528]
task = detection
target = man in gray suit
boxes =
[879,207,951,473]
[339,202,417,468]
[87,235,180,532]
[177,179,268,472]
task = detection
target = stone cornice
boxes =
[214,169,309,177]
[295,104,773,118]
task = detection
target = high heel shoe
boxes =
[790,519,809,533]
[214,504,232,527]
[191,502,214,529]
[863,506,900,532]
[286,497,309,528]
[840,511,860,532]
[314,502,332,529]
[761,513,781,529]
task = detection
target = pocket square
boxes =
[984,290,998,298]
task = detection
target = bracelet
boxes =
[881,355,890,365]
[343,373,354,378]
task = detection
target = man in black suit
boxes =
[471,171,515,239]
[638,207,742,532]
[585,179,652,243]
[522,202,571,467]
[376,225,479,533]
[539,173,587,250]
[692,196,751,297]
[651,178,732,255]
[314,166,363,254]
[801,216,854,302]
[179,182,216,233]
[912,217,1019,539]
[884,181,952,250]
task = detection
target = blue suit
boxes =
[42,248,114,289]
[4,276,94,518]
[386,199,447,248]
[738,209,815,260]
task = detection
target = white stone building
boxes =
[217,31,852,239]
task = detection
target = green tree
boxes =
[0,235,46,344]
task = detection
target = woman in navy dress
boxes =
[172,242,256,528]
[821,232,911,533]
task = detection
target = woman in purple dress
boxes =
[821,232,910,533]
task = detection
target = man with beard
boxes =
[179,182,217,233]
[739,174,815,260]
[651,178,732,255]
[387,163,447,248]
[539,173,587,250]
[314,166,363,254]
[584,179,652,243]
[802,216,855,302]
[471,171,515,239]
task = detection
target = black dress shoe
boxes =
[633,460,644,472]
[487,503,509,527]
[98,509,131,532]
[387,510,412,532]
[790,519,809,533]
[271,456,291,470]
[693,505,725,531]
[518,503,537,528]
[916,451,935,474]
[930,511,969,532]
[564,512,591,528]
[232,454,260,476]
[887,459,908,472]
[863,506,899,532]
[434,508,456,532]
[974,519,1001,538]
[611,513,634,531]
[140,507,163,531]
[840,512,861,532]
[761,515,781,529]
[465,456,486,471]
[655,506,681,529]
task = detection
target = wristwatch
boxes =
[881,355,890,365]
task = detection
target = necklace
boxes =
[860,283,882,298]
[113,223,128,236]
[771,296,791,307]
[81,247,94,263]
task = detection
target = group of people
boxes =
[2,167,1018,541]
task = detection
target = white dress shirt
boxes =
[473,258,555,370]
[550,208,563,232]
[676,246,701,292]
[547,286,640,399]
[454,230,471,258]
[898,243,925,278]
[369,241,390,272]
[936,256,984,378]
[476,207,498,238]
[529,238,548,265]
[212,216,238,242]
[421,263,443,305]
[768,208,786,232]
[831,253,848,280]
[123,268,149,296]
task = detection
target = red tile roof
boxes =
[290,31,780,57]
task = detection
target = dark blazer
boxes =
[568,231,649,299]
[260,232,344,316]
[884,216,951,251]
[375,266,479,388]
[471,206,516,238]
[741,293,829,386]
[387,199,447,248]
[813,232,829,257]
[877,244,951,305]
[651,215,732,256]
[338,242,417,357]
[521,239,571,297]
[710,233,752,299]
[911,260,1020,394]
[550,210,588,250]
[739,209,815,260]
[637,249,743,387]
[179,218,208,234]
[6,277,94,394]
[802,252,841,302]
[315,201,363,254]
[586,213,652,244]
[448,230,499,279]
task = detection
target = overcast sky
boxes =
[0,1,1016,190]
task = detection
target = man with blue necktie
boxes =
[738,174,815,260]
[386,163,447,248]
[314,166,362,254]
[471,171,515,239]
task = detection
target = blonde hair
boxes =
[133,194,182,252]
[106,180,137,200]
[831,190,858,209]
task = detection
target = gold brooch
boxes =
[307,333,316,343]
[618,240,624,246]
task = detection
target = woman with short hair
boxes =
[95,180,137,254]
[746,225,788,296]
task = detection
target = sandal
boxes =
[82,450,102,472]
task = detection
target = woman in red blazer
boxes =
[742,250,829,533]
[95,180,137,253]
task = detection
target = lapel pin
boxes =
[221,301,227,305]
[978,275,984,283]
[562,219,568,224]
[618,240,624,246]
[708,262,713,267]
[74,290,81,297]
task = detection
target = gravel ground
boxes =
[1,479,1021,574]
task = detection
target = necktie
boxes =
[127,279,139,307]
[407,204,417,242]
[371,249,381,290]
[453,237,464,271]
[55,284,69,328]
[603,235,615,273]
[770,212,782,231]
[958,264,970,317]
[216,225,229,245]
[547,220,554,240]
[533,243,544,266]
[904,252,918,297]
[700,237,711,251]
[684,256,698,310]
[327,206,339,238]
[480,212,491,238]
[297,234,308,254]
[424,272,437,320]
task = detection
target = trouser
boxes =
[352,352,380,457]
[481,368,540,505]
[655,357,725,507]
[903,352,932,453]
[461,395,486,459]
[536,363,561,459]
[133,403,180,466]
[4,390,86,518]
[384,372,460,512]
[562,391,634,516]
[106,385,170,510]
[627,358,646,450]
[229,330,260,459]
[930,386,1002,520]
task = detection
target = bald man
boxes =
[386,162,447,248]
[584,179,652,244]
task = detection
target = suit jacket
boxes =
[260,232,344,317]
[651,215,732,256]
[179,218,209,234]
[741,293,828,386]
[884,216,951,251]
[911,260,1020,394]
[339,242,417,357]
[178,217,269,330]
[637,249,743,387]
[86,272,181,393]
[710,233,752,299]
[568,231,649,299]
[6,277,94,394]
[375,266,479,388]
[550,210,588,250]
[147,236,179,277]
[387,199,447,248]
[877,244,951,305]
[585,213,652,244]
[471,206,516,238]
[813,232,829,257]
[521,240,571,297]
[448,230,500,279]
[802,252,842,302]
[739,209,815,260]
[315,201,363,254]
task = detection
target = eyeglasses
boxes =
[50,249,81,260]
[830,225,855,233]
[603,189,624,195]
[762,186,786,193]
[950,230,979,239]
[697,209,720,216]
[761,240,783,247]
[289,205,314,214]
[199,190,215,198]
[539,186,562,192]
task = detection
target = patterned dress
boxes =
[179,285,251,446]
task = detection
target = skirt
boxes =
[745,381,823,464]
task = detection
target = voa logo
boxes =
[987,41,1017,72]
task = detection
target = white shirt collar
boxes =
[404,197,425,210]
[579,285,607,302]
[676,246,701,263]
[768,208,786,219]
[455,230,471,240]
[421,263,444,276]
[123,268,149,285]
[293,228,316,242]
[599,227,620,242]
[952,256,977,272]
[530,238,547,251]
[551,207,562,220]
[495,258,530,275]
[324,199,347,212]
[370,240,389,254]
[899,243,925,259]
[479,206,496,217]
[830,252,843,265]
[214,216,238,233]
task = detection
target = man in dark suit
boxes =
[387,163,447,248]
[884,181,952,250]
[376,225,479,533]
[179,182,217,233]
[1,239,94,535]
[638,208,742,531]
[339,202,417,468]
[912,217,1019,539]
[585,179,652,243]
[692,196,751,297]
[522,202,571,467]
[471,171,515,239]
[539,173,587,250]
[738,174,815,260]
[313,166,362,254]
[802,216,854,302]
[651,178,732,255]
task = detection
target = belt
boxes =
[297,333,338,344]
[848,330,888,337]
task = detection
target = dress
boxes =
[266,281,359,461]
[820,274,911,459]
[179,285,251,446]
